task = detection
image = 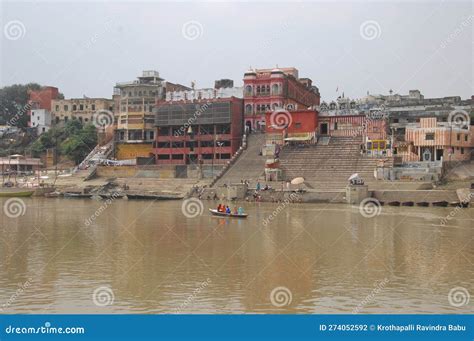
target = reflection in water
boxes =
[0,198,472,314]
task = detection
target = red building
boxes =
[243,67,320,132]
[265,109,318,145]
[153,97,243,165]
[28,86,59,111]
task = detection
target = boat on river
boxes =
[98,192,125,199]
[63,192,93,199]
[0,188,34,197]
[209,209,248,218]
[126,193,183,200]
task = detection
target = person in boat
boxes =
[256,182,261,191]
[217,204,222,212]
[225,206,231,214]
[238,207,244,215]
[233,207,238,214]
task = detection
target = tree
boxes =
[0,83,42,127]
[61,124,97,164]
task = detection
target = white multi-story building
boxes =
[30,109,52,134]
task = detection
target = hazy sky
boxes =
[1,1,472,101]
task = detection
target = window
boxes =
[461,148,464,154]
[457,134,460,141]
[85,118,89,122]
[55,105,59,111]
[295,122,302,129]
[272,84,279,95]
[245,104,252,114]
[245,85,252,96]
[79,104,84,110]
[92,104,95,111]
[425,133,434,140]
[158,142,170,148]
[202,154,213,160]
[393,118,399,123]
[157,154,170,160]
[334,122,338,130]
[64,105,68,111]
[73,105,77,111]
[200,140,214,148]
[171,154,183,160]
[158,127,170,136]
[149,131,154,140]
[64,117,69,122]
[465,135,468,142]
[216,124,231,134]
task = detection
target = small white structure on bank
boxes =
[30,109,52,135]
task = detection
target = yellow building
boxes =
[113,70,189,160]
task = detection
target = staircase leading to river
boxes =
[213,133,266,187]
[279,136,391,191]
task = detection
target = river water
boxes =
[1,198,472,314]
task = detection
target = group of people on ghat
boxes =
[216,204,244,215]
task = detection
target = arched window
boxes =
[266,85,270,94]
[245,104,252,114]
[272,84,279,95]
[245,85,252,96]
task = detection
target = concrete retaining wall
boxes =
[372,190,459,203]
